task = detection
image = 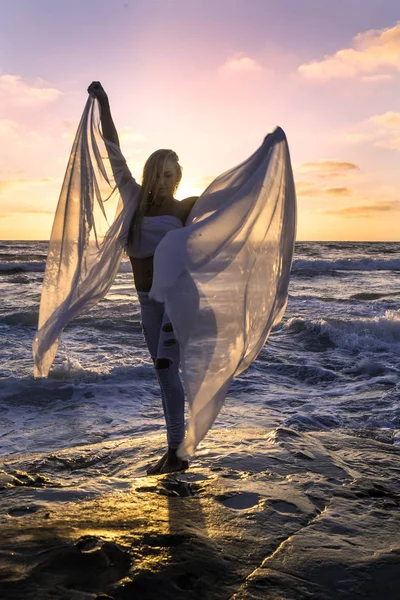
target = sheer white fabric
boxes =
[32,97,139,378]
[150,127,296,458]
[127,215,183,258]
[33,97,296,459]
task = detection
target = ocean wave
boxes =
[0,308,140,330]
[0,253,47,262]
[283,413,342,431]
[0,309,39,327]
[73,315,141,331]
[290,290,400,303]
[292,258,400,273]
[350,291,400,301]
[284,310,400,352]
[269,362,338,384]
[0,362,153,400]
[8,274,31,284]
[4,256,398,276]
[0,261,45,273]
[0,260,132,275]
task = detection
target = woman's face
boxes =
[154,158,180,200]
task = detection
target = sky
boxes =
[0,0,399,241]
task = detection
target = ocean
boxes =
[1,240,399,457]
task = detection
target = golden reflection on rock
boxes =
[0,428,399,599]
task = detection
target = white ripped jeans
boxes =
[137,291,185,449]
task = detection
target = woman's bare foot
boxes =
[146,448,189,476]
[159,448,189,474]
[146,452,168,475]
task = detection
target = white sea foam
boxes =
[285,310,400,352]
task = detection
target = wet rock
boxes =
[8,505,42,517]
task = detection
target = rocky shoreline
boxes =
[1,427,399,599]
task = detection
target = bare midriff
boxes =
[129,255,154,293]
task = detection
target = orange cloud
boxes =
[323,201,399,217]
[369,111,400,127]
[298,22,400,81]
[297,160,359,177]
[0,74,62,107]
[325,187,352,196]
[296,181,352,198]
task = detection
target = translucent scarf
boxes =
[32,97,139,378]
[33,97,297,458]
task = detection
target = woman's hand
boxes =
[88,81,119,147]
[87,81,108,106]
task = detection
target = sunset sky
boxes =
[1,0,399,241]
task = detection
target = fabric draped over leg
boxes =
[33,97,296,460]
[150,127,297,459]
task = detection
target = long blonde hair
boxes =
[126,149,182,252]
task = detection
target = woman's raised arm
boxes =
[87,81,139,195]
[87,81,120,146]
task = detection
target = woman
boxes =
[33,84,296,468]
[88,81,198,475]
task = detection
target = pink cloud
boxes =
[0,74,62,107]
[219,54,264,76]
